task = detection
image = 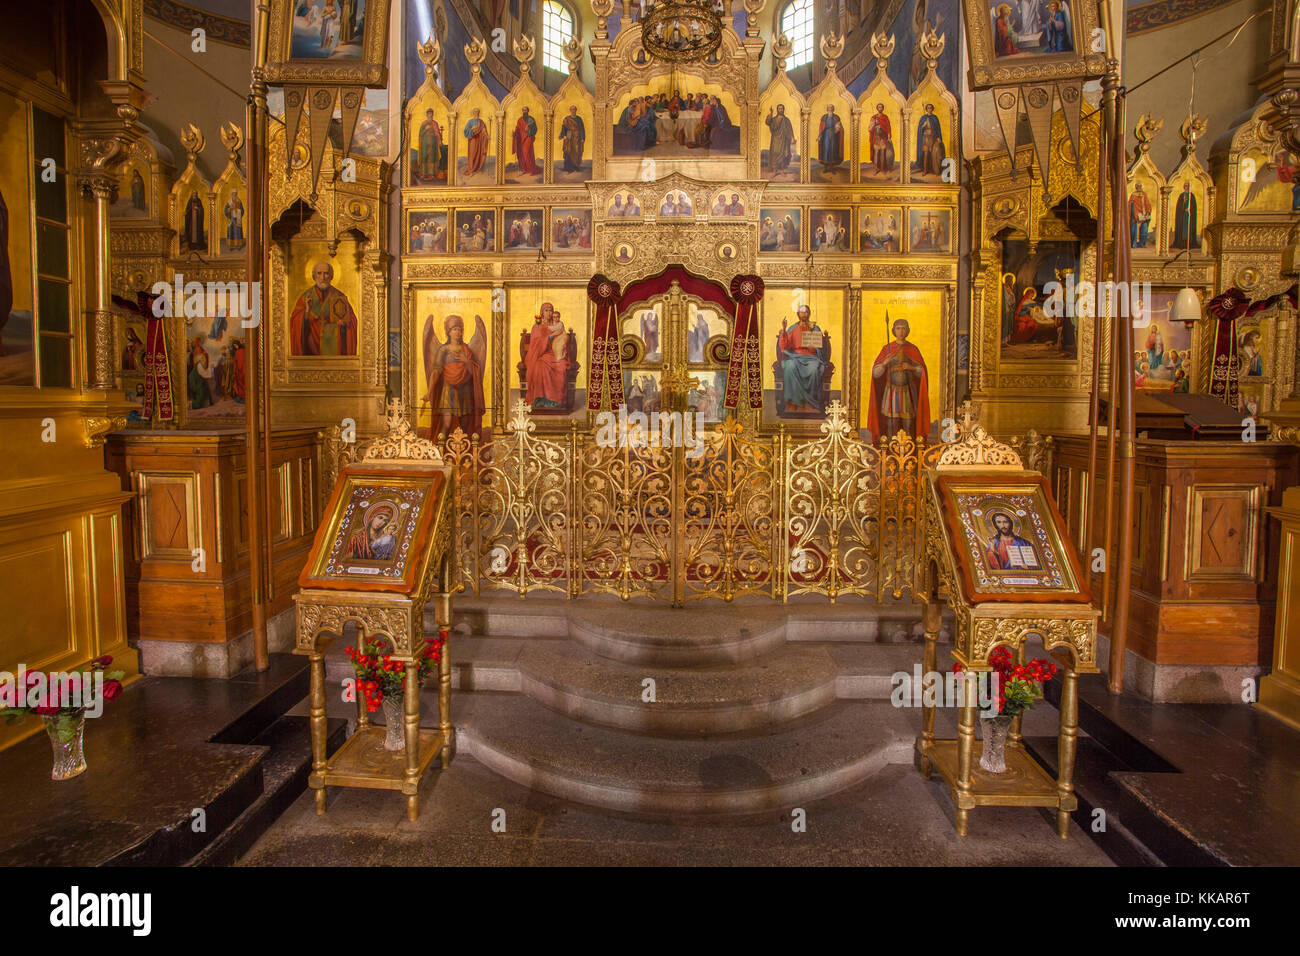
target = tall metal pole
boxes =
[1108,77,1137,694]
[245,0,273,671]
[1096,0,1136,692]
[1086,58,1109,589]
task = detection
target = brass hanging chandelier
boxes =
[641,0,724,64]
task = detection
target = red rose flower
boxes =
[102,679,122,702]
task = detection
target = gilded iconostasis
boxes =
[92,0,1300,443]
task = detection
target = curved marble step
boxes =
[455,692,916,817]
[517,641,839,734]
[566,603,788,665]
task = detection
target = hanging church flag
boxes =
[113,292,175,423]
[264,0,394,195]
[587,274,625,410]
[960,0,1105,188]
[726,274,765,409]
[1207,284,1299,408]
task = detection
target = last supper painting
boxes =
[0,0,1295,905]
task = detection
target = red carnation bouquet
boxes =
[1,656,127,745]
[954,645,1057,718]
[346,630,446,713]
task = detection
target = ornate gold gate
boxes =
[393,401,977,605]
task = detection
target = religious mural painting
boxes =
[859,287,942,442]
[505,81,547,185]
[454,209,497,253]
[1167,169,1207,254]
[178,188,209,255]
[987,0,1075,58]
[612,79,742,158]
[607,191,643,217]
[504,208,544,251]
[186,304,248,421]
[856,58,906,184]
[1237,146,1300,214]
[1133,290,1193,394]
[287,255,361,357]
[908,207,953,253]
[111,157,152,220]
[554,100,593,183]
[509,285,587,419]
[288,0,371,60]
[999,238,1079,360]
[1239,323,1267,380]
[407,210,448,253]
[217,185,247,255]
[686,304,728,364]
[551,208,593,251]
[658,190,694,217]
[887,0,961,97]
[763,287,842,423]
[858,206,902,252]
[759,207,801,252]
[810,207,852,252]
[414,287,492,439]
[0,90,35,386]
[1126,165,1161,252]
[351,89,390,158]
[409,105,449,184]
[624,369,664,414]
[623,304,664,363]
[759,69,803,183]
[457,106,495,186]
[709,191,746,216]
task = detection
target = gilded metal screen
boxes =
[424,401,953,604]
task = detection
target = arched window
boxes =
[542,1,575,73]
[780,0,814,69]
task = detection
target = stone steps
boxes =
[516,640,839,734]
[316,595,938,818]
[454,691,917,818]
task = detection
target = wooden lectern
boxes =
[915,413,1099,838]
[293,403,456,821]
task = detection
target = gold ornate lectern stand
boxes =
[915,417,1099,838]
[293,404,456,821]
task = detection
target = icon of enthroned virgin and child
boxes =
[519,302,579,415]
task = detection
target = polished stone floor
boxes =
[239,751,1113,867]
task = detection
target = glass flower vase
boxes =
[979,715,1013,774]
[381,695,407,752]
[43,710,87,780]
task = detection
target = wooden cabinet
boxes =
[1050,435,1299,699]
[105,428,324,674]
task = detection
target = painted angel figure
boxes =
[1044,0,1072,52]
[1240,150,1300,212]
[422,312,488,440]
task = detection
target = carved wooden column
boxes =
[81,173,117,390]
